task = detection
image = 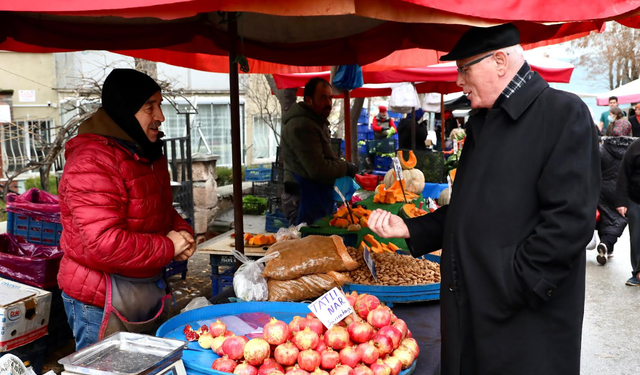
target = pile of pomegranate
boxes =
[186,292,419,375]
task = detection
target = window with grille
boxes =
[252,116,281,161]
[1,119,53,174]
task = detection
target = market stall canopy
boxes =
[0,0,607,67]
[596,79,640,106]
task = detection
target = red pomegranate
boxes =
[343,315,356,327]
[330,365,354,375]
[274,342,300,366]
[285,365,310,375]
[258,358,284,375]
[264,318,290,346]
[211,335,228,356]
[406,329,412,339]
[212,356,237,373]
[366,307,391,329]
[346,292,358,307]
[390,320,407,339]
[289,316,307,333]
[391,347,414,370]
[306,312,317,319]
[304,318,326,336]
[210,319,227,337]
[339,346,361,368]
[225,330,237,337]
[320,348,340,370]
[315,341,327,354]
[356,341,379,365]
[376,326,402,349]
[400,338,419,357]
[297,350,321,372]
[372,333,393,356]
[353,364,374,375]
[223,335,249,360]
[369,360,391,375]
[310,369,330,375]
[292,327,320,351]
[324,326,349,350]
[234,361,259,375]
[347,321,374,344]
[244,338,271,366]
[382,356,402,375]
[354,295,380,319]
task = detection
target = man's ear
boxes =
[494,50,509,77]
[304,96,312,105]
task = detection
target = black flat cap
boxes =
[440,23,520,61]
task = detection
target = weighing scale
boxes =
[59,332,187,375]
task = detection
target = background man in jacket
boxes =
[367,24,599,375]
[372,105,397,139]
[58,69,196,350]
[280,77,358,225]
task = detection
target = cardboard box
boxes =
[0,278,51,351]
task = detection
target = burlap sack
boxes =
[267,271,352,302]
[262,235,359,280]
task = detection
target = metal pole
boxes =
[440,94,445,156]
[344,91,351,161]
[228,13,245,260]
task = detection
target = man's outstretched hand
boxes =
[368,209,410,238]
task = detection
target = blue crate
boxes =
[162,260,188,280]
[358,108,369,124]
[7,212,62,246]
[265,210,289,233]
[358,144,367,154]
[245,164,271,181]
[357,124,370,132]
[210,266,235,296]
[358,130,375,141]
[388,110,404,120]
[374,155,393,171]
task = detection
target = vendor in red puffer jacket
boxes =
[58,69,196,350]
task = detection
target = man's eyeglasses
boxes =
[456,52,495,75]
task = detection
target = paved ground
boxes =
[41,221,640,374]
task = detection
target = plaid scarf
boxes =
[493,62,534,108]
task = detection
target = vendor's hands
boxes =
[386,128,396,138]
[617,206,628,217]
[368,209,410,238]
[174,230,196,261]
[345,161,358,178]
[167,230,191,258]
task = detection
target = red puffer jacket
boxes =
[57,111,192,308]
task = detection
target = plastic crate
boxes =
[245,165,271,181]
[358,108,369,124]
[270,162,284,184]
[252,181,281,198]
[7,336,46,374]
[367,138,397,154]
[357,124,369,133]
[267,197,282,214]
[210,266,235,296]
[374,156,393,171]
[265,211,289,233]
[358,130,375,141]
[242,196,267,215]
[162,260,188,280]
[7,212,63,246]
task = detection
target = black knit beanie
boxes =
[102,69,164,161]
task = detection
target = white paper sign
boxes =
[392,157,404,181]
[18,90,36,103]
[308,287,354,329]
[363,245,378,282]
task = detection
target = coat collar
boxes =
[498,72,549,122]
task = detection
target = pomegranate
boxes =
[292,327,320,351]
[354,295,380,319]
[197,324,209,335]
[212,356,237,372]
[356,341,379,365]
[372,333,393,356]
[304,318,325,336]
[346,292,358,307]
[391,347,414,369]
[382,356,402,375]
[285,365,309,375]
[406,329,412,339]
[274,342,300,366]
[353,364,373,375]
[211,335,228,356]
[306,312,317,319]
[234,361,259,375]
[330,365,354,375]
[347,321,374,344]
[400,338,419,357]
[339,346,361,368]
[264,318,290,345]
[289,316,307,333]
[390,320,407,339]
[225,330,237,337]
[324,326,349,350]
[185,330,199,342]
[315,341,327,354]
[320,349,340,370]
[343,315,356,327]
[389,313,398,323]
[366,307,391,329]
[210,319,227,337]
[197,331,214,349]
[310,369,330,375]
[223,335,249,360]
[369,360,391,375]
[244,338,271,366]
[376,326,402,349]
[258,358,284,375]
[297,350,321,372]
[183,324,194,334]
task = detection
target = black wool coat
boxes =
[405,73,600,375]
[598,136,633,237]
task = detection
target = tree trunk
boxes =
[349,97,365,162]
[265,75,297,117]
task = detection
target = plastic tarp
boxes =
[0,233,63,288]
[596,79,640,106]
[6,188,60,223]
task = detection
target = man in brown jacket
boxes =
[280,77,358,225]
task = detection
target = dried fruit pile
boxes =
[346,247,440,286]
[183,293,418,375]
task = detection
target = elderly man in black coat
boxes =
[368,24,600,375]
